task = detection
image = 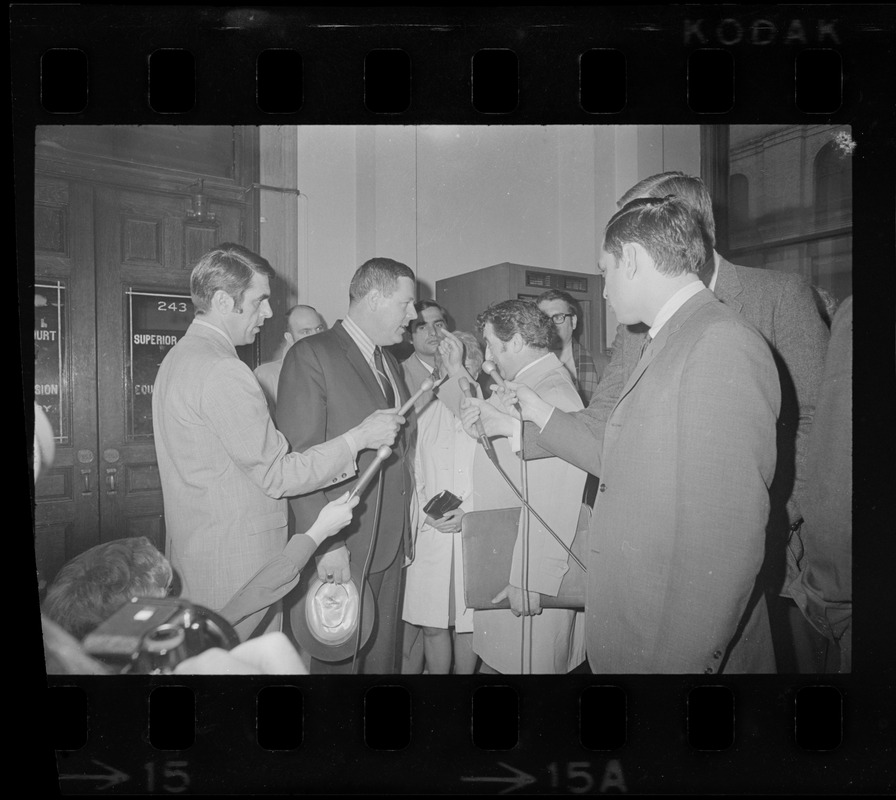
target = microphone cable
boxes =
[479,436,587,574]
[517,406,532,675]
[351,469,385,675]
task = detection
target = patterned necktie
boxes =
[373,347,396,407]
[430,366,441,383]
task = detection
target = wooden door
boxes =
[33,126,259,588]
[34,176,101,585]
[93,184,248,552]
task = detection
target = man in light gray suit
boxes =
[153,244,403,633]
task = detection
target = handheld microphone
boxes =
[398,375,440,417]
[348,445,392,500]
[481,360,504,388]
[482,360,519,412]
[459,376,498,463]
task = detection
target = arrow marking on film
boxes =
[461,762,536,794]
[59,759,129,791]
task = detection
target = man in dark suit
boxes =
[277,257,417,673]
[521,172,830,671]
[471,197,781,672]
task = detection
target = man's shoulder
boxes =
[725,258,807,294]
[688,298,773,351]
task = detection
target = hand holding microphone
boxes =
[348,445,393,501]
[458,377,495,457]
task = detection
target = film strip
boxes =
[14,5,894,796]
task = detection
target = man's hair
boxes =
[536,289,580,316]
[476,299,556,351]
[409,300,446,332]
[42,537,172,640]
[603,197,707,278]
[190,243,275,314]
[453,330,485,374]
[618,171,716,249]
[348,257,415,304]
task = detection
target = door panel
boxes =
[34,178,100,587]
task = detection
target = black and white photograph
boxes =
[14,5,893,796]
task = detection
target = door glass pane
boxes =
[727,125,853,313]
[34,282,69,444]
[126,290,194,439]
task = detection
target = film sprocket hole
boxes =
[81,596,239,674]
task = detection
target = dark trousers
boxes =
[310,547,405,674]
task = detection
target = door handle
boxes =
[105,467,117,494]
[80,469,93,495]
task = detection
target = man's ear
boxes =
[510,332,525,353]
[283,331,295,346]
[621,243,639,280]
[366,289,382,312]
[212,289,235,315]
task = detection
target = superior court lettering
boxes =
[133,334,180,346]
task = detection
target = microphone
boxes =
[458,376,497,463]
[482,360,519,412]
[348,445,392,500]
[398,375,440,417]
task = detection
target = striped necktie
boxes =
[373,347,396,407]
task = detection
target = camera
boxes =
[81,596,240,674]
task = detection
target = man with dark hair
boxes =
[456,299,587,674]
[42,537,173,640]
[596,172,829,670]
[153,244,401,632]
[277,256,418,673]
[472,198,781,673]
[536,289,606,405]
[254,304,327,411]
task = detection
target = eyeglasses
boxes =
[549,313,575,325]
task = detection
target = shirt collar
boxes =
[708,250,721,293]
[193,317,234,347]
[342,314,377,363]
[649,280,704,339]
[514,352,553,381]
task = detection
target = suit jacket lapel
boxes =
[612,290,716,414]
[333,321,390,410]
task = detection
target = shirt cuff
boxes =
[540,406,556,432]
[342,431,359,466]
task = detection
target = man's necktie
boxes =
[373,347,396,407]
[638,333,653,361]
[430,366,441,384]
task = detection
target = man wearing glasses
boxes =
[536,290,606,406]
[254,304,327,412]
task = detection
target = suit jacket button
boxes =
[713,650,722,659]
[341,473,347,478]
[599,483,607,493]
[703,667,713,674]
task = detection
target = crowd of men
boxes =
[41,171,851,675]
